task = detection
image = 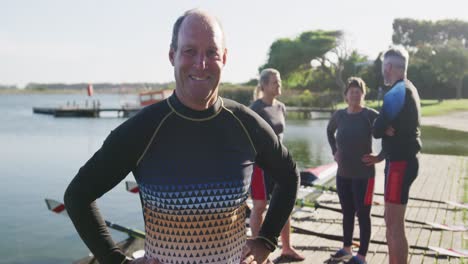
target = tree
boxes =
[357,53,384,100]
[261,30,369,100]
[260,30,376,104]
[312,41,373,101]
[392,18,468,99]
[430,40,468,99]
[393,19,468,48]
[310,39,349,100]
[407,46,444,99]
[260,30,341,80]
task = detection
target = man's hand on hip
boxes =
[241,238,271,264]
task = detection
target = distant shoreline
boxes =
[0,89,148,95]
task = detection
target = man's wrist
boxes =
[120,256,133,264]
[254,236,276,252]
[102,250,130,264]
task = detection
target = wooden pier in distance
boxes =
[33,106,141,118]
[33,105,335,119]
[287,106,335,119]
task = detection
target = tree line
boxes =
[256,18,468,106]
[18,82,171,93]
[4,18,467,107]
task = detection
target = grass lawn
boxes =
[418,99,468,116]
[420,125,468,156]
[336,99,468,117]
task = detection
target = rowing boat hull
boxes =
[73,237,144,264]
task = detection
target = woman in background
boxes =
[250,68,305,262]
[327,77,383,264]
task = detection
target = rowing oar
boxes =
[291,225,433,251]
[296,199,467,232]
[45,199,145,239]
[290,225,362,247]
[307,183,468,209]
[124,181,467,231]
[294,202,467,254]
[297,199,429,224]
[123,182,364,247]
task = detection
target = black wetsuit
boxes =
[373,79,421,204]
[250,99,286,141]
[250,99,286,199]
[327,107,379,256]
[64,93,299,264]
[327,108,379,179]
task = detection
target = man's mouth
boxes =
[189,75,209,81]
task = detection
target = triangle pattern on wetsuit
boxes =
[140,181,248,264]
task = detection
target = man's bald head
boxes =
[170,9,226,51]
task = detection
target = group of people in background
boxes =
[250,45,421,264]
[245,48,421,264]
[64,8,421,264]
[326,47,421,264]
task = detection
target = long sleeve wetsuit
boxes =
[327,107,379,179]
[373,79,422,204]
[373,79,421,160]
[64,93,299,264]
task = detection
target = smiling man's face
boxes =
[169,13,227,110]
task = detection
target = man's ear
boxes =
[169,48,175,66]
[222,48,227,66]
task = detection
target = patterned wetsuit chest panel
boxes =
[140,182,248,263]
[134,111,255,185]
[134,110,255,263]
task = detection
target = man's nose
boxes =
[193,54,207,69]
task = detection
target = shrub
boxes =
[218,84,256,106]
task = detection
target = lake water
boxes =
[0,93,378,264]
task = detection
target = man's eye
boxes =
[207,50,220,58]
[184,49,195,56]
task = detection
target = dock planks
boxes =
[269,154,467,263]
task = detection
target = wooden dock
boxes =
[73,154,467,263]
[270,154,467,263]
[33,106,141,118]
[33,104,334,119]
[287,106,335,119]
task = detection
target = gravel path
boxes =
[421,111,468,132]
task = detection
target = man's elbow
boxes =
[288,170,300,193]
[372,121,386,138]
[276,170,299,190]
[372,129,383,139]
[63,184,75,213]
[63,180,84,214]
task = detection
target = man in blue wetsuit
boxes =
[373,47,422,264]
[64,9,299,264]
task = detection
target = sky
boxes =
[1,0,467,87]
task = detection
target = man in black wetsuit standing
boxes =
[64,9,299,264]
[373,46,422,264]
